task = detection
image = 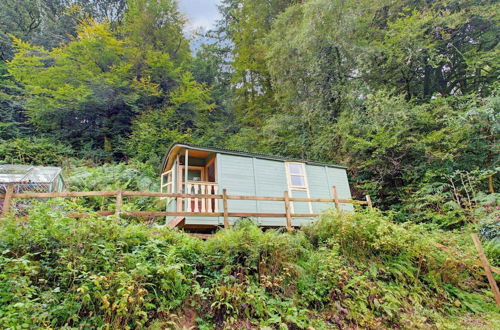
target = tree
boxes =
[8,21,160,159]
[217,0,298,128]
[122,0,190,64]
[369,2,499,100]
[0,0,127,60]
[190,40,238,147]
[126,107,189,167]
[0,62,32,139]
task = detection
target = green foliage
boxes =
[337,91,469,206]
[0,200,201,328]
[65,162,161,211]
[0,137,73,165]
[126,107,190,167]
[218,0,298,127]
[0,204,497,328]
[0,0,127,60]
[214,0,499,218]
[0,0,499,327]
[0,62,32,139]
[122,0,190,64]
[8,22,160,159]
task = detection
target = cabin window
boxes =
[187,169,203,181]
[161,169,174,203]
[285,162,313,213]
[286,162,307,189]
[179,166,205,183]
[206,157,216,182]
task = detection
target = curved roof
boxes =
[0,165,62,183]
[161,143,348,172]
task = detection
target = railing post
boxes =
[332,186,340,211]
[186,184,191,212]
[284,191,292,230]
[115,190,123,215]
[222,189,229,229]
[471,234,500,308]
[366,195,373,210]
[1,184,14,218]
[200,185,206,212]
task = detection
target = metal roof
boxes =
[0,165,62,183]
[162,143,348,171]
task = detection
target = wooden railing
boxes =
[0,185,372,230]
[184,182,218,212]
[2,185,498,301]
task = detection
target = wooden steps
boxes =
[167,216,185,228]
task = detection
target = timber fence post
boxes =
[471,233,500,308]
[223,189,229,229]
[284,190,292,230]
[115,190,123,215]
[1,184,14,218]
[366,195,373,210]
[332,186,340,211]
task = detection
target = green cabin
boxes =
[161,143,352,229]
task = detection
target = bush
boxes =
[0,137,73,165]
[0,200,201,328]
[0,203,497,328]
[65,162,161,212]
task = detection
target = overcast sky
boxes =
[178,0,222,33]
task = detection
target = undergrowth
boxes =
[0,201,498,329]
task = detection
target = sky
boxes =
[178,0,222,33]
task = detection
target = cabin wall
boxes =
[252,158,288,227]
[326,166,353,211]
[306,165,332,214]
[184,153,353,227]
[306,165,353,213]
[216,153,261,225]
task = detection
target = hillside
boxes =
[1,200,499,328]
[0,0,499,328]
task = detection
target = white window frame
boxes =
[160,169,174,204]
[285,162,313,213]
[285,162,308,189]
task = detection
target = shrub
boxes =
[0,137,73,165]
[0,200,202,328]
[65,162,161,212]
[0,203,497,328]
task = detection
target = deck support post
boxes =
[284,190,292,230]
[332,186,340,212]
[471,234,500,308]
[115,191,123,215]
[222,188,229,229]
[366,195,373,210]
[1,184,14,217]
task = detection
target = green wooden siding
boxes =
[325,167,353,211]
[306,165,333,213]
[178,152,352,227]
[253,157,288,227]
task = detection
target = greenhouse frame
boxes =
[0,165,65,194]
